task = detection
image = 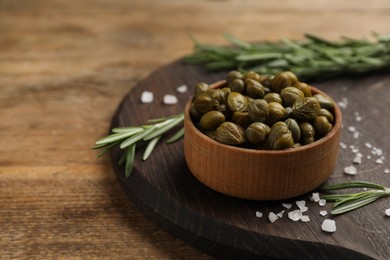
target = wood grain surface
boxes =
[1,0,390,259]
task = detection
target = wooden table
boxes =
[1,1,390,258]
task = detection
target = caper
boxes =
[294,82,312,97]
[206,88,225,104]
[317,108,334,123]
[200,111,226,130]
[292,97,321,121]
[268,122,294,150]
[227,70,244,85]
[261,75,274,88]
[267,102,286,124]
[285,118,301,142]
[245,79,266,99]
[313,116,333,137]
[248,99,269,122]
[299,122,315,144]
[228,78,245,93]
[281,87,304,107]
[271,71,298,93]
[227,92,248,112]
[313,94,335,110]
[244,71,263,82]
[189,103,202,121]
[194,82,209,96]
[193,92,216,114]
[263,93,283,104]
[232,111,252,128]
[246,122,270,145]
[215,122,246,145]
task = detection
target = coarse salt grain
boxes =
[176,84,188,93]
[163,94,178,105]
[296,200,308,212]
[353,132,360,139]
[277,210,285,218]
[340,142,347,149]
[348,126,356,132]
[353,153,363,164]
[384,169,390,174]
[301,215,310,223]
[282,203,292,209]
[311,192,320,202]
[321,219,336,233]
[288,210,303,221]
[338,98,348,109]
[268,212,279,223]
[140,91,154,103]
[385,209,390,217]
[365,142,372,149]
[255,211,263,218]
[319,199,326,206]
[376,159,384,164]
[320,210,328,216]
[344,165,357,175]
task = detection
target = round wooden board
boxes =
[109,60,390,259]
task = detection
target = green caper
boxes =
[194,82,209,96]
[246,122,270,145]
[268,122,294,150]
[299,122,315,144]
[232,111,252,128]
[271,71,298,93]
[285,118,301,142]
[294,82,312,97]
[267,102,286,124]
[227,92,248,112]
[200,111,226,130]
[313,94,335,110]
[313,116,333,137]
[263,93,283,104]
[248,99,269,122]
[215,122,246,145]
[193,92,217,114]
[292,97,321,121]
[261,75,274,88]
[227,70,244,85]
[317,108,334,123]
[246,79,266,99]
[189,103,202,121]
[206,88,225,104]
[281,87,304,107]
[244,71,263,82]
[228,78,245,93]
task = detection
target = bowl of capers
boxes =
[184,71,342,200]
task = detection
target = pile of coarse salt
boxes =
[255,192,332,232]
[140,84,188,105]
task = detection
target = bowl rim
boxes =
[184,80,342,155]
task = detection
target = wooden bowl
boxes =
[184,80,342,200]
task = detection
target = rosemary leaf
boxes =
[120,126,156,149]
[320,180,386,191]
[143,113,184,141]
[330,195,382,215]
[166,127,185,144]
[142,136,161,161]
[112,126,144,133]
[95,129,143,145]
[125,144,136,178]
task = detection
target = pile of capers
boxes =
[189,71,335,150]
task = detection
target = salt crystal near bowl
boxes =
[184,80,342,200]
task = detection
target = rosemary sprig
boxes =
[93,113,184,178]
[184,33,390,81]
[320,181,390,215]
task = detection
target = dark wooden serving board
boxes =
[109,60,390,259]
